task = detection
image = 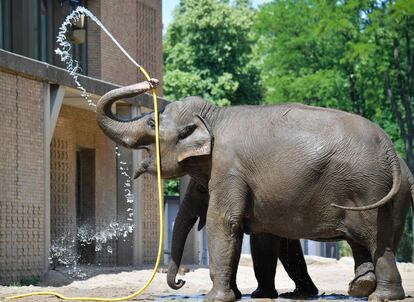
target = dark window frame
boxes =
[0,0,88,74]
[1,0,12,51]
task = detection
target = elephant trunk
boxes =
[167,203,198,290]
[96,80,156,148]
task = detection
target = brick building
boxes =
[0,0,167,284]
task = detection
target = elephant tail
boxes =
[331,147,402,211]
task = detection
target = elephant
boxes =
[166,177,318,299]
[96,79,410,301]
[167,157,414,299]
[345,156,413,297]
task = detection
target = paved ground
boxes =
[1,256,413,301]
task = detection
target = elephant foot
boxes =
[205,287,237,302]
[368,280,405,301]
[348,271,376,297]
[279,286,318,299]
[250,286,278,299]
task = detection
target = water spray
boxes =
[6,6,164,301]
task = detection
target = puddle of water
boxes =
[158,294,206,301]
[316,294,367,301]
[157,293,368,301]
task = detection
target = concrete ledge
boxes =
[0,49,169,110]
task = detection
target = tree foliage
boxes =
[254,0,414,163]
[254,0,414,261]
[163,0,264,196]
[163,0,263,106]
[163,0,413,261]
[164,178,180,197]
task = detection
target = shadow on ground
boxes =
[158,293,369,301]
[38,265,173,287]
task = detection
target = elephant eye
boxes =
[178,124,197,140]
[147,118,155,129]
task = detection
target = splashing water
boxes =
[50,221,135,278]
[55,6,142,107]
[52,6,147,275]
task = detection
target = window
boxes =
[0,0,3,49]
[0,0,87,74]
[0,0,11,51]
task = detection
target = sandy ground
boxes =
[1,256,413,301]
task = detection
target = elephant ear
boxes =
[177,114,213,162]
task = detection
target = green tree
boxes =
[254,0,382,116]
[369,0,414,172]
[164,178,180,197]
[254,0,413,261]
[163,0,263,196]
[254,0,414,167]
[163,0,263,106]
[368,3,414,261]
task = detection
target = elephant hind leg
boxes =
[369,206,405,301]
[370,247,405,301]
[347,240,376,297]
[250,233,279,299]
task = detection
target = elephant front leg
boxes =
[250,233,279,299]
[370,247,404,301]
[278,238,318,298]
[205,185,246,302]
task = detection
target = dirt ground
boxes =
[1,256,413,301]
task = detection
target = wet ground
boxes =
[1,256,413,301]
[158,293,369,301]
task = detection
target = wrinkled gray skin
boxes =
[168,158,414,299]
[96,80,410,301]
[167,177,318,299]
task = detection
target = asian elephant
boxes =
[96,80,411,301]
[167,157,414,299]
[166,177,318,299]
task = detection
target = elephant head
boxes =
[167,178,208,289]
[96,79,216,179]
[97,81,213,287]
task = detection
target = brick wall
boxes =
[86,0,101,79]
[50,104,159,265]
[0,0,164,279]
[51,105,117,265]
[141,172,158,264]
[86,0,163,263]
[87,0,163,94]
[136,0,163,93]
[0,71,46,284]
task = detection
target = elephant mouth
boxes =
[133,158,152,179]
[133,146,154,179]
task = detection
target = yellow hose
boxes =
[6,66,164,301]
